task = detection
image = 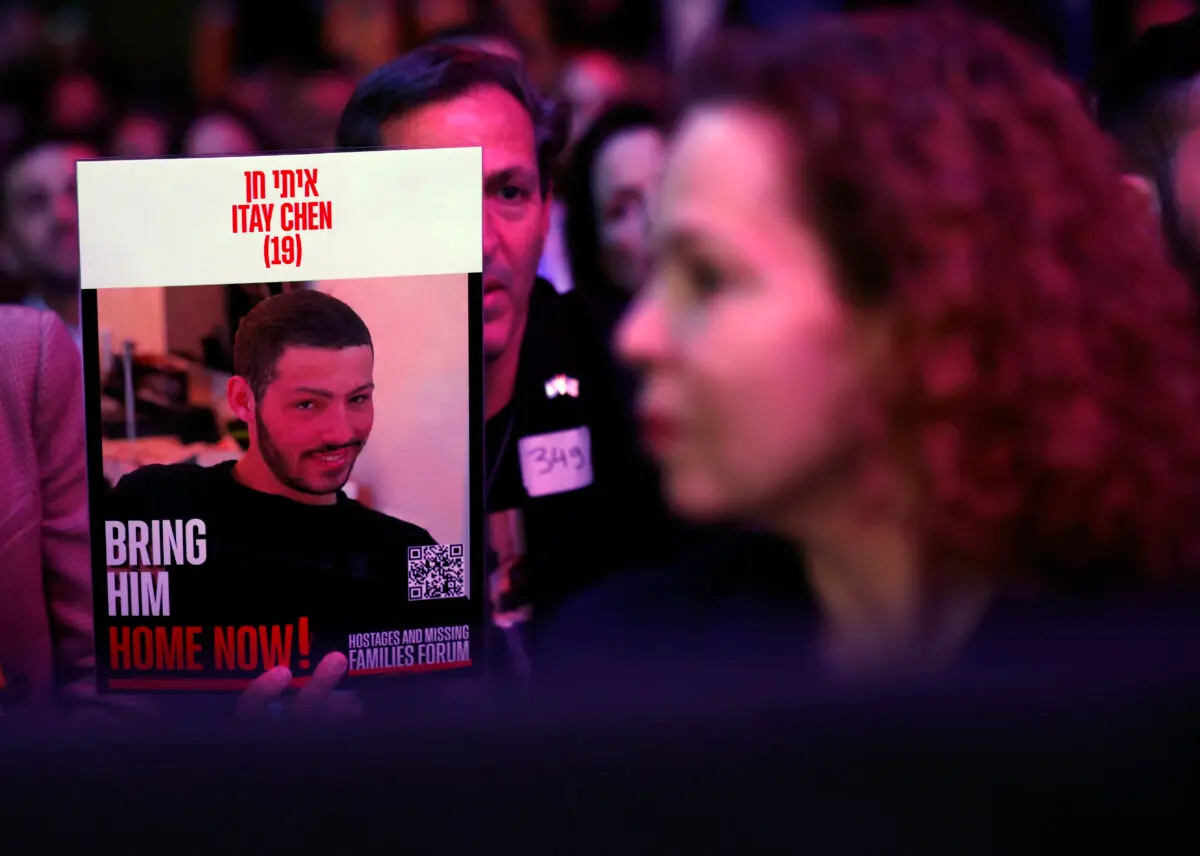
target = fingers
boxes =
[493,605,532,629]
[238,653,357,724]
[292,651,348,716]
[236,665,293,720]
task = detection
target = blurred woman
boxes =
[563,101,666,338]
[552,9,1200,681]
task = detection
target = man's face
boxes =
[3,141,95,281]
[249,345,375,498]
[381,84,550,361]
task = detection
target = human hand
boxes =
[489,560,532,629]
[236,651,361,722]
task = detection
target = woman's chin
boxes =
[665,476,740,525]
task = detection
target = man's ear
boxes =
[227,375,255,425]
[1123,173,1160,218]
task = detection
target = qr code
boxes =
[407,543,467,601]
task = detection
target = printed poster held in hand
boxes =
[77,148,485,692]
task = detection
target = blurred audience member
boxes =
[1135,0,1197,33]
[109,107,172,159]
[549,9,1200,682]
[661,0,732,72]
[0,306,107,728]
[556,50,630,150]
[291,62,357,150]
[46,69,110,138]
[563,101,665,338]
[413,0,482,42]
[0,3,41,69]
[431,9,529,64]
[182,101,271,156]
[493,0,559,91]
[0,131,97,345]
[546,0,662,64]
[322,0,410,78]
[337,45,677,669]
[538,50,633,294]
[1096,13,1200,289]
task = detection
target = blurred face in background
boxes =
[297,71,357,149]
[2,141,95,282]
[592,125,665,294]
[48,73,108,136]
[111,113,169,159]
[559,52,629,147]
[416,0,474,38]
[382,84,550,363]
[184,113,258,156]
[1168,126,1200,261]
[619,105,875,525]
[323,0,404,75]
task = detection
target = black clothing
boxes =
[99,459,454,717]
[536,530,1200,692]
[484,278,675,645]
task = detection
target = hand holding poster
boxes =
[77,148,484,693]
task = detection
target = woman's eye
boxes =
[689,260,724,297]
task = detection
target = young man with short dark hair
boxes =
[105,289,436,719]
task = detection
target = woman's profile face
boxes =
[617,105,874,524]
[592,126,665,294]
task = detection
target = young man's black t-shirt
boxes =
[102,459,448,720]
[485,278,677,645]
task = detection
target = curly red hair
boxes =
[685,10,1200,588]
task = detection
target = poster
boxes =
[77,148,484,692]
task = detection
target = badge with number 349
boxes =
[517,426,593,497]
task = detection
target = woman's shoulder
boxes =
[960,576,1200,678]
[534,527,814,675]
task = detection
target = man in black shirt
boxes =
[337,46,676,665]
[104,289,437,718]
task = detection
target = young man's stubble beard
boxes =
[255,410,364,498]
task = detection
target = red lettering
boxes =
[301,168,319,197]
[259,624,294,669]
[277,201,331,232]
[154,626,184,670]
[132,627,153,669]
[109,626,131,670]
[186,627,203,670]
[236,625,258,670]
[244,170,266,203]
[214,626,236,669]
[248,203,274,232]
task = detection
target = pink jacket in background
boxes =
[0,305,143,727]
